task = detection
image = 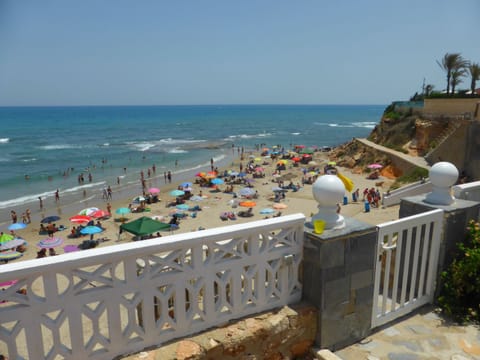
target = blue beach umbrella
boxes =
[8,223,27,231]
[211,178,224,185]
[260,208,275,215]
[115,207,131,215]
[80,226,103,235]
[170,190,185,197]
[181,182,192,188]
[41,215,61,224]
[238,188,255,197]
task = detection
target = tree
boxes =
[451,67,467,95]
[437,53,469,95]
[468,63,480,95]
[425,84,434,97]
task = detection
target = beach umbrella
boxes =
[254,157,262,162]
[211,178,224,185]
[0,238,27,251]
[115,207,131,216]
[368,163,383,169]
[176,204,190,210]
[120,216,170,236]
[37,237,64,248]
[132,196,146,203]
[239,201,256,208]
[80,226,103,236]
[0,279,18,287]
[273,203,288,210]
[69,215,92,223]
[237,172,247,177]
[327,161,337,166]
[0,233,14,244]
[91,209,110,219]
[0,250,23,262]
[78,207,100,216]
[291,157,301,163]
[181,182,192,188]
[41,215,61,224]
[299,147,314,155]
[170,190,185,197]
[195,172,206,177]
[260,208,275,215]
[148,187,160,194]
[8,223,27,231]
[255,167,265,172]
[238,188,255,197]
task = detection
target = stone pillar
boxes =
[302,218,377,350]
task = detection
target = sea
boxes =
[0,104,385,224]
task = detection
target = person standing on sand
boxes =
[10,210,17,223]
[26,209,31,223]
[55,189,60,202]
[38,196,43,210]
[167,171,172,183]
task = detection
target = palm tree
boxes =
[425,84,434,97]
[450,68,467,95]
[468,63,480,95]
[437,53,468,94]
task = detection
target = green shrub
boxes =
[438,220,480,323]
[391,167,428,188]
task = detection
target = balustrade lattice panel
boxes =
[0,214,304,360]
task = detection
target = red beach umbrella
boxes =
[69,215,91,223]
[91,210,110,219]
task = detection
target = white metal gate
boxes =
[371,209,444,328]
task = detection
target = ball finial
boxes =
[425,161,458,205]
[311,175,345,230]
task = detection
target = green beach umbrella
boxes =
[0,233,14,244]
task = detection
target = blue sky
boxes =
[0,0,479,106]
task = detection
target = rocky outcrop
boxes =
[120,304,317,360]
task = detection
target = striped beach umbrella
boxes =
[37,237,64,248]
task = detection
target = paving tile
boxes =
[388,353,420,360]
[383,327,401,337]
[407,325,432,335]
[393,340,424,352]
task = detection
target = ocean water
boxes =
[0,105,384,222]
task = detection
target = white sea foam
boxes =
[21,158,37,162]
[226,132,272,140]
[39,144,80,150]
[352,122,377,128]
[0,138,10,143]
[291,132,301,135]
[168,148,188,154]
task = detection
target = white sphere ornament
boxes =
[425,161,458,205]
[311,175,345,230]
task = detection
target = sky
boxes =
[0,0,479,106]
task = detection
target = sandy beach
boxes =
[2,148,399,264]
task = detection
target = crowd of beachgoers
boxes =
[0,144,397,264]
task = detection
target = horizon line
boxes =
[0,103,388,108]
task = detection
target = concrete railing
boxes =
[382,180,432,207]
[0,214,305,360]
[453,181,480,202]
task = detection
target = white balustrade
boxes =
[0,214,305,360]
